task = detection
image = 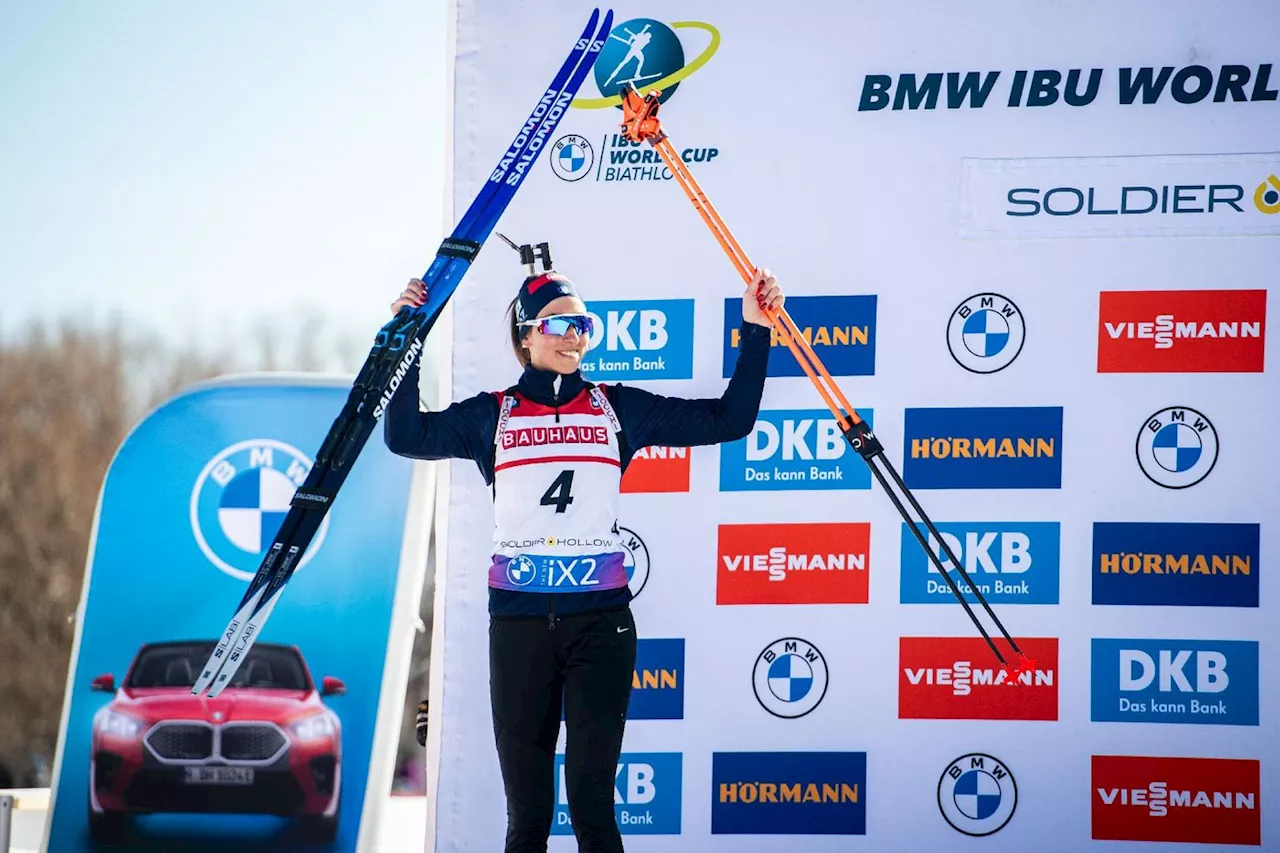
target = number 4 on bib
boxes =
[541,470,575,513]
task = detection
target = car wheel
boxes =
[87,803,129,845]
[298,812,339,844]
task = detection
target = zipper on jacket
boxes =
[547,596,556,631]
[552,374,561,423]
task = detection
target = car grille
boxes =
[143,721,289,764]
[147,724,214,760]
[222,725,288,761]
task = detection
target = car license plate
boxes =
[182,766,254,785]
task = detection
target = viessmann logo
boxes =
[1091,756,1260,845]
[717,523,870,605]
[1097,289,1266,373]
[959,152,1280,239]
[550,17,722,185]
[898,637,1058,720]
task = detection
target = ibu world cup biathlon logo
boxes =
[583,17,718,109]
[190,439,330,581]
[554,17,722,185]
[947,293,1026,374]
[752,638,829,719]
[1135,406,1219,489]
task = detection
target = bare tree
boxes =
[0,317,236,784]
[0,312,431,788]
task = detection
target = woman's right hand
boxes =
[391,278,428,315]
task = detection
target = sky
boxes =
[0,0,448,373]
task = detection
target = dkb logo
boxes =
[720,409,872,491]
[1090,639,1258,726]
[579,299,694,380]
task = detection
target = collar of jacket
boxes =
[515,363,586,405]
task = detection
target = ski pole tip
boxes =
[1002,654,1038,685]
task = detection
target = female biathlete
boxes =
[383,262,784,853]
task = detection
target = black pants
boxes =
[489,605,637,853]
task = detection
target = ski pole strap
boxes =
[437,238,482,262]
[841,418,883,460]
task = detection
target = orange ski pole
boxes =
[618,83,1034,678]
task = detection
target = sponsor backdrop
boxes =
[430,0,1277,850]
[44,376,426,853]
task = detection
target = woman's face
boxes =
[525,295,591,375]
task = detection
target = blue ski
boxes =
[193,8,613,697]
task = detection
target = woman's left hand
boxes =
[742,267,784,328]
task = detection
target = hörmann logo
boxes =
[859,64,1280,111]
[899,637,1058,720]
[899,521,1060,605]
[1098,289,1266,372]
[553,752,682,835]
[722,295,877,378]
[717,523,869,605]
[580,299,694,380]
[960,153,1280,239]
[620,446,690,494]
[1091,638,1258,727]
[902,407,1063,489]
[711,752,866,836]
[720,409,872,491]
[629,638,684,720]
[1092,522,1259,608]
[1091,756,1260,845]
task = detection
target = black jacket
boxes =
[384,320,773,617]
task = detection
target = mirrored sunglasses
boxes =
[521,313,594,337]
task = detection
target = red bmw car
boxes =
[87,640,344,844]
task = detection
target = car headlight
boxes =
[96,709,144,739]
[290,712,337,742]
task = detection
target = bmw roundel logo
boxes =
[937,753,1017,836]
[618,524,650,598]
[752,637,828,719]
[550,134,594,182]
[507,555,538,587]
[946,293,1026,374]
[1135,406,1219,489]
[189,439,330,582]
